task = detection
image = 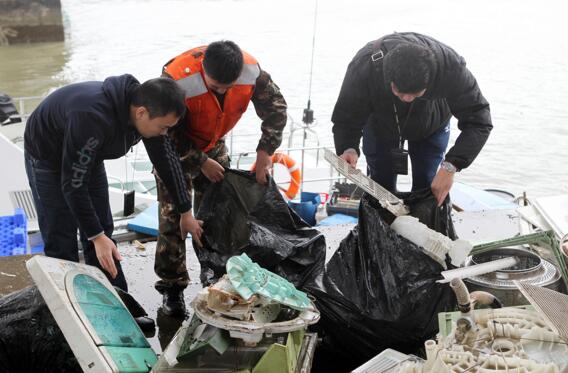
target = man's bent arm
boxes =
[331,57,373,156]
[444,65,493,170]
[143,135,192,213]
[251,70,287,155]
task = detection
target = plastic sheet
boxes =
[306,190,457,372]
[196,169,326,288]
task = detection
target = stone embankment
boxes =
[0,0,63,45]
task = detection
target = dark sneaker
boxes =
[134,316,156,333]
[162,290,186,317]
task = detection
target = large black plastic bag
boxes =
[195,169,326,287]
[306,190,456,372]
[0,286,81,373]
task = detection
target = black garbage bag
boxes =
[0,286,81,373]
[195,169,326,287]
[377,188,457,239]
[306,190,457,372]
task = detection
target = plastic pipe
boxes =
[450,278,471,314]
[425,339,437,362]
[470,290,503,309]
[438,256,519,283]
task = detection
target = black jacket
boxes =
[24,74,190,238]
[332,32,493,170]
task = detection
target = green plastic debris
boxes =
[72,274,157,371]
[226,253,311,311]
[177,315,231,361]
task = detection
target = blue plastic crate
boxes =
[0,208,28,257]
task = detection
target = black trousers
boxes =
[24,153,127,291]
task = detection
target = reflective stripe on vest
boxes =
[235,64,261,85]
[177,73,208,98]
[176,63,259,98]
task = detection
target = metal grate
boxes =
[468,258,560,288]
[9,189,37,221]
[515,280,568,343]
[323,149,409,216]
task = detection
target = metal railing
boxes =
[226,109,353,194]
[3,95,45,124]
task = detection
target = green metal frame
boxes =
[471,231,568,290]
[252,330,305,373]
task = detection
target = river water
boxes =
[1,0,567,198]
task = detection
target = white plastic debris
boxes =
[438,256,519,284]
[390,216,472,268]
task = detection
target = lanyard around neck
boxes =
[392,100,414,149]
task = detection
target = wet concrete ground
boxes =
[0,211,519,355]
[0,254,36,297]
[118,238,202,353]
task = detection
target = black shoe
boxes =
[162,290,186,317]
[134,316,156,333]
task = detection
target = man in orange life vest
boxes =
[155,40,288,316]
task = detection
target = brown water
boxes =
[2,0,567,199]
[0,42,68,98]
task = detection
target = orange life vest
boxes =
[163,46,260,152]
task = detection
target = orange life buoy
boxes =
[251,153,302,200]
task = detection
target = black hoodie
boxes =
[24,74,191,238]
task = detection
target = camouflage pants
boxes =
[154,140,230,293]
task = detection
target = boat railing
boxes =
[229,144,368,195]
[6,95,45,123]
[227,110,359,194]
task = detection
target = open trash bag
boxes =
[306,190,457,372]
[196,169,326,288]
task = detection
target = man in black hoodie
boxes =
[332,32,492,206]
[24,75,201,291]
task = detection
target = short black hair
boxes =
[131,78,185,119]
[203,40,244,84]
[383,43,435,93]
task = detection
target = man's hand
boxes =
[93,234,122,279]
[200,158,225,183]
[431,168,455,207]
[180,211,204,248]
[340,148,359,167]
[254,150,272,184]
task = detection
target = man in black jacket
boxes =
[332,32,493,205]
[24,75,201,291]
